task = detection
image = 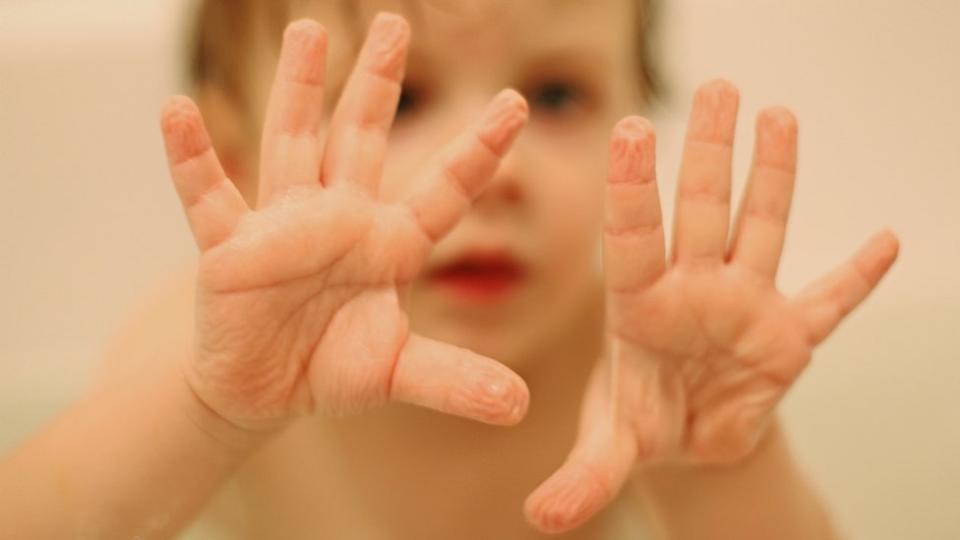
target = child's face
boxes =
[242,0,646,369]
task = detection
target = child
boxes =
[0,1,899,538]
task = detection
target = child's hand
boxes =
[160,15,529,434]
[525,79,899,532]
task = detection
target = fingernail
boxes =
[479,89,529,156]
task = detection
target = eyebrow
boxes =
[519,46,612,73]
[405,41,614,83]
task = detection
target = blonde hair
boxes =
[187,0,661,125]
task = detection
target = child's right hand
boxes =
[159,14,530,434]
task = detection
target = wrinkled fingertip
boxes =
[277,19,328,87]
[284,18,325,41]
[367,12,412,78]
[160,95,199,130]
[613,115,655,140]
[371,11,412,36]
[523,484,570,535]
[478,89,529,156]
[476,373,530,426]
[756,105,798,136]
[696,77,741,105]
[689,78,740,145]
[609,116,657,184]
[160,96,210,165]
[505,382,530,425]
[495,87,530,117]
[522,462,611,534]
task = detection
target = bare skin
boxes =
[168,16,531,435]
[0,14,534,539]
[524,83,899,534]
[191,13,895,538]
[0,4,898,539]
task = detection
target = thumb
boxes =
[524,420,637,534]
[524,360,637,534]
[389,333,529,425]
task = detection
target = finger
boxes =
[728,107,798,281]
[524,435,635,534]
[404,89,528,242]
[160,96,249,251]
[321,12,410,196]
[525,363,637,534]
[258,19,328,205]
[792,230,900,344]
[389,333,529,425]
[603,116,666,296]
[672,79,740,264]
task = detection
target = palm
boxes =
[526,80,899,533]
[608,266,809,464]
[161,15,530,433]
[194,188,427,427]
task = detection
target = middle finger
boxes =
[321,12,410,197]
[671,79,739,265]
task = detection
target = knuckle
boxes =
[743,196,789,223]
[678,173,731,204]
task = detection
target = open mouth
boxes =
[427,249,527,303]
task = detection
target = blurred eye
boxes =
[528,81,581,113]
[396,82,424,118]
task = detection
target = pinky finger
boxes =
[792,230,899,345]
[404,89,528,242]
[160,96,249,251]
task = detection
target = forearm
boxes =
[630,419,839,540]
[0,356,273,539]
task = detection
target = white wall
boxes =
[0,0,195,448]
[651,3,960,538]
[1,1,958,538]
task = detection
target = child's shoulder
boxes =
[91,266,197,391]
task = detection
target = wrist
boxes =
[635,415,787,493]
[629,417,837,539]
[173,358,279,458]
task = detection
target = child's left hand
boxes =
[524,79,899,533]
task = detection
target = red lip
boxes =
[428,249,527,303]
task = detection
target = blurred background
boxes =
[1,0,957,537]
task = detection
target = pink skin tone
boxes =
[161,13,898,536]
[161,16,530,432]
[523,85,899,533]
